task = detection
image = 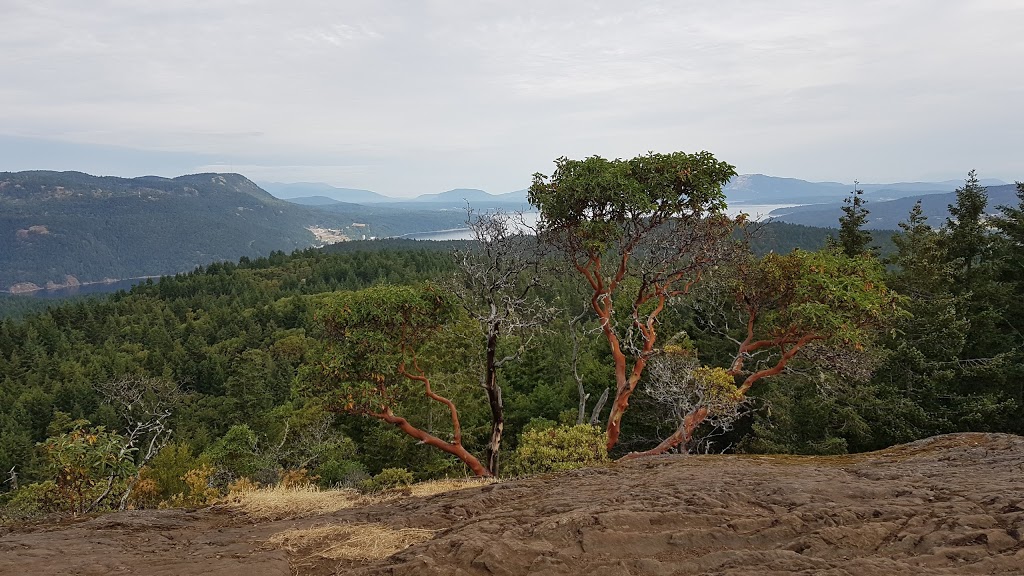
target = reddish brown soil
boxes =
[2,433,1023,575]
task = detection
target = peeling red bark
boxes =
[389,359,491,477]
[619,405,710,461]
[372,407,490,478]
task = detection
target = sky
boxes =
[2,1,1022,197]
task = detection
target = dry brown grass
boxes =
[220,484,368,520]
[407,477,498,498]
[266,522,435,561]
[221,477,499,520]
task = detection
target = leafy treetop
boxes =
[528,151,735,257]
[727,248,904,395]
[528,150,738,452]
[302,284,458,415]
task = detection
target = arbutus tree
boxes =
[301,284,490,477]
[529,151,739,451]
[624,248,904,458]
[641,336,755,455]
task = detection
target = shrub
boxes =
[163,464,220,508]
[359,468,414,493]
[127,477,162,509]
[141,442,200,500]
[508,424,608,476]
[40,422,136,514]
[0,481,61,522]
[279,468,318,489]
[227,477,260,494]
[316,459,369,488]
[203,425,275,484]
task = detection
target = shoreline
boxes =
[3,275,163,296]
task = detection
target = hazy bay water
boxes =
[401,204,800,241]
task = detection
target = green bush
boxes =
[508,424,608,476]
[358,467,414,493]
[203,425,274,483]
[0,481,61,522]
[316,458,369,488]
[141,442,201,500]
[162,464,220,508]
[40,421,137,514]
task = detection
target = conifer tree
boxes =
[945,170,990,286]
[833,181,874,257]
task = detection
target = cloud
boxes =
[1,0,1022,194]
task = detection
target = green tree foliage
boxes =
[945,170,991,286]
[753,181,1024,455]
[871,202,975,437]
[40,421,137,514]
[203,424,272,483]
[301,284,491,476]
[0,246,456,497]
[138,441,201,502]
[632,248,903,457]
[832,182,874,257]
[992,182,1024,247]
[529,151,738,452]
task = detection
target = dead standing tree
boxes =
[91,375,181,510]
[529,151,739,451]
[569,304,609,426]
[454,209,555,475]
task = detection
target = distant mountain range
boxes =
[258,182,394,204]
[725,174,1008,204]
[3,170,1017,291]
[257,181,529,207]
[766,184,1021,230]
[259,173,1021,233]
[261,174,1010,208]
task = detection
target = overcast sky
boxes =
[2,1,1022,196]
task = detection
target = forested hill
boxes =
[771,183,1021,229]
[0,171,470,292]
[0,171,319,291]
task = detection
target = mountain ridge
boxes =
[261,175,1008,206]
[257,181,394,203]
[768,183,1021,230]
[0,171,466,290]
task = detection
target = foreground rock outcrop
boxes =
[2,433,1022,575]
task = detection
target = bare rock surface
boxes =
[2,433,1023,575]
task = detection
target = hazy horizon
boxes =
[3,1,1022,196]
